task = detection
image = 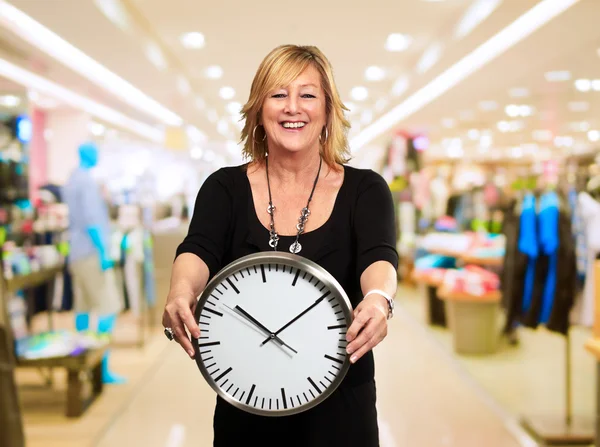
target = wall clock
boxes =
[193,252,353,416]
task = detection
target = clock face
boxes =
[193,252,353,416]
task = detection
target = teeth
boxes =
[282,122,306,129]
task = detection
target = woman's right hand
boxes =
[162,292,201,358]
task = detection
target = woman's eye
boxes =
[302,94,316,98]
[272,93,286,98]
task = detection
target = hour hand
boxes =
[222,303,298,354]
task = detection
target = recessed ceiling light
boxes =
[455,0,501,40]
[554,136,574,147]
[219,86,235,100]
[176,75,191,95]
[195,96,206,110]
[575,79,592,92]
[509,87,530,98]
[145,42,168,70]
[479,100,498,111]
[190,147,203,160]
[217,118,229,136]
[468,129,480,140]
[385,33,412,52]
[365,66,385,81]
[360,109,373,125]
[227,101,242,116]
[204,65,223,80]
[351,86,369,101]
[569,121,590,132]
[569,101,590,112]
[391,76,409,97]
[511,146,523,158]
[592,79,600,91]
[588,130,600,142]
[180,32,205,49]
[207,109,219,123]
[532,129,553,141]
[417,43,442,73]
[544,70,571,82]
[0,95,20,107]
[442,118,456,128]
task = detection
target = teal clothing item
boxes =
[518,193,538,313]
[63,168,112,263]
[539,192,559,323]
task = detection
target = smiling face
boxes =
[261,64,327,156]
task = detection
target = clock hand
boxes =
[222,303,298,354]
[260,294,327,346]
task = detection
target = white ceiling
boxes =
[0,0,599,164]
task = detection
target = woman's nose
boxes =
[283,95,299,114]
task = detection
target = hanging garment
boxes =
[538,192,559,324]
[518,193,539,314]
[546,209,577,335]
[569,188,587,281]
[574,192,600,327]
[500,199,528,334]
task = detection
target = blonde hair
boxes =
[240,45,351,167]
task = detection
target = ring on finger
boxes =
[164,327,175,341]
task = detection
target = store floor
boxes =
[17,287,564,447]
[401,284,597,446]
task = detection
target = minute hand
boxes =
[260,291,331,346]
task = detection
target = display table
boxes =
[438,287,501,355]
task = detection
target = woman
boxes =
[162,44,398,446]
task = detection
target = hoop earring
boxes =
[253,125,267,144]
[320,127,329,144]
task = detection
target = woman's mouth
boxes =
[280,121,306,130]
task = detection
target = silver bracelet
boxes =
[364,289,395,320]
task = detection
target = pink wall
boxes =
[28,107,47,206]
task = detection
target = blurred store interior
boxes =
[1,0,600,446]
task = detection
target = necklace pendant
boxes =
[289,241,302,254]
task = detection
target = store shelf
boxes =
[437,286,501,303]
[425,248,503,267]
[3,264,64,294]
[411,270,444,287]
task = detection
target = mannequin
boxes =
[63,142,125,384]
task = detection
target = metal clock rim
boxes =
[192,251,354,417]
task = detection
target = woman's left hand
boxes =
[345,294,389,364]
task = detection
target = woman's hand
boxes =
[162,292,201,359]
[345,294,389,364]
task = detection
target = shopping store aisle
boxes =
[94,304,527,447]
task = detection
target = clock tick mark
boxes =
[204,307,223,317]
[290,397,295,408]
[240,391,245,401]
[205,362,216,369]
[198,341,220,348]
[233,272,239,281]
[281,388,288,409]
[303,392,308,403]
[297,395,302,406]
[227,383,234,393]
[325,354,343,364]
[254,396,258,407]
[246,384,256,405]
[332,364,341,371]
[239,270,245,278]
[324,375,333,384]
[328,324,346,330]
[292,269,300,286]
[233,387,239,398]
[307,377,322,394]
[226,278,240,294]
[260,264,266,283]
[210,293,220,301]
[215,367,232,382]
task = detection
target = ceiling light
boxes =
[144,42,168,71]
[588,130,600,142]
[479,100,498,111]
[505,104,521,117]
[190,147,203,160]
[480,133,493,148]
[459,110,475,121]
[391,76,409,97]
[417,43,442,73]
[360,110,373,125]
[569,101,590,112]
[176,75,191,95]
[0,94,20,107]
[195,96,206,110]
[468,129,480,140]
[544,70,571,82]
[180,32,205,49]
[227,101,242,116]
[569,121,590,132]
[375,98,389,112]
[0,1,182,126]
[442,118,456,128]
[207,109,219,123]
[455,0,501,40]
[385,33,412,52]
[350,0,579,151]
[533,129,553,141]
[94,0,131,32]
[217,119,229,136]
[89,122,105,136]
[511,146,523,158]
[204,65,223,80]
[592,79,600,91]
[219,86,235,100]
[186,125,207,144]
[509,87,530,98]
[0,57,162,142]
[575,79,592,92]
[554,136,574,147]
[365,66,385,81]
[351,86,369,101]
